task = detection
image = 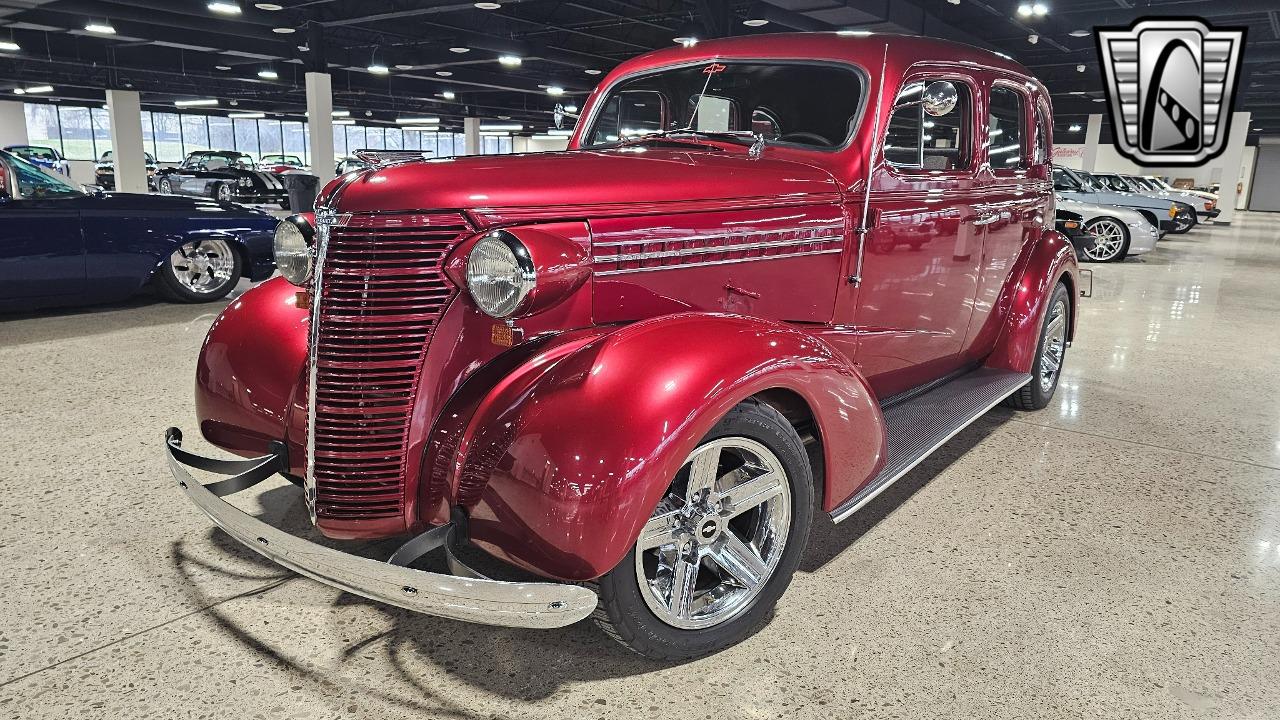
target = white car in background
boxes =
[1127,175,1221,223]
[1058,196,1160,262]
[1053,166,1186,236]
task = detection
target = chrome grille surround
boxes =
[306,210,470,525]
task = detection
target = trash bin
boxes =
[282,173,320,213]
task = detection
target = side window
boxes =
[588,90,664,144]
[988,86,1026,171]
[883,79,972,172]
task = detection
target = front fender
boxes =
[195,276,308,468]
[985,229,1078,374]
[451,313,885,581]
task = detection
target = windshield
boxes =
[262,154,303,165]
[4,151,83,197]
[583,61,864,150]
[11,146,58,162]
[99,151,158,164]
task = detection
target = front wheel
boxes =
[155,238,242,303]
[156,177,173,195]
[1081,218,1129,262]
[214,183,234,203]
[1005,282,1071,410]
[593,400,813,660]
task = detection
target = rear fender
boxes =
[985,229,1078,374]
[449,313,885,581]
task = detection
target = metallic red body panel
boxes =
[196,276,309,465]
[983,229,1079,374]
[451,314,883,581]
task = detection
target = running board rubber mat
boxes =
[830,367,1031,523]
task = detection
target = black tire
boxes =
[154,239,243,303]
[213,183,234,203]
[1081,217,1130,262]
[156,176,173,195]
[1005,282,1071,410]
[592,399,813,660]
[1168,205,1196,234]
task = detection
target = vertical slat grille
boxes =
[312,212,469,521]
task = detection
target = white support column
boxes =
[0,101,28,147]
[306,72,335,187]
[105,90,147,194]
[464,117,481,156]
[1213,111,1250,225]
[1081,113,1103,172]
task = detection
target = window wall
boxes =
[24,103,473,163]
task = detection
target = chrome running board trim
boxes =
[830,367,1030,523]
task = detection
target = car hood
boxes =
[330,147,841,214]
[96,191,276,220]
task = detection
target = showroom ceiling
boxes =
[1,0,1278,138]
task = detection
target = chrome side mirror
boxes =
[921,81,959,118]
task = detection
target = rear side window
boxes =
[988,86,1026,170]
[883,80,972,171]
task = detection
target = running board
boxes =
[830,367,1031,523]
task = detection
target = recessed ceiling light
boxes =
[1068,124,1082,131]
[436,70,453,77]
[1017,3,1032,16]
[0,41,20,52]
[450,47,470,53]
[395,64,413,70]
[564,104,578,113]
[498,55,522,67]
[1032,3,1048,16]
[331,110,350,117]
[215,65,232,70]
[368,64,389,75]
[947,0,960,4]
[208,2,241,15]
[440,90,456,99]
[1069,91,1086,95]
[85,23,116,35]
[257,69,278,79]
[475,2,502,9]
[546,86,565,96]
[497,115,511,120]
[742,18,768,27]
[175,98,219,107]
[1028,34,1039,44]
[396,117,440,124]
[1092,97,1105,103]
[272,27,295,34]
[255,3,283,9]
[1076,64,1086,73]
[584,68,601,75]
[1069,29,1090,37]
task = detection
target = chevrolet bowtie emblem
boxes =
[1095,18,1247,166]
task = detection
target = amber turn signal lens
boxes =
[1064,221,1079,230]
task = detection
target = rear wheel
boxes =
[1005,282,1070,410]
[1081,218,1129,262]
[593,400,813,660]
[155,238,242,303]
[1169,207,1196,234]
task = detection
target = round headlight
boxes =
[274,219,312,286]
[465,232,535,318]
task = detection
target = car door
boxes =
[0,153,86,302]
[962,80,1051,363]
[852,70,984,398]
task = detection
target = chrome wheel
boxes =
[1038,298,1068,393]
[634,437,791,630]
[168,238,236,295]
[1083,219,1126,261]
[216,184,233,202]
[157,178,172,195]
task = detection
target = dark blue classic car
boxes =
[0,150,277,312]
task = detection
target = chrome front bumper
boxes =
[164,428,597,629]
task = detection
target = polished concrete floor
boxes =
[2,214,1278,719]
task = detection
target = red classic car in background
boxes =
[166,33,1078,659]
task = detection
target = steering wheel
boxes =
[778,131,833,146]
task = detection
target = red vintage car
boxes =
[166,33,1078,659]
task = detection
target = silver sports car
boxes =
[1057,196,1160,262]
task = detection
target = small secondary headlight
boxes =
[238,176,253,188]
[274,219,313,286]
[465,232,535,318]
